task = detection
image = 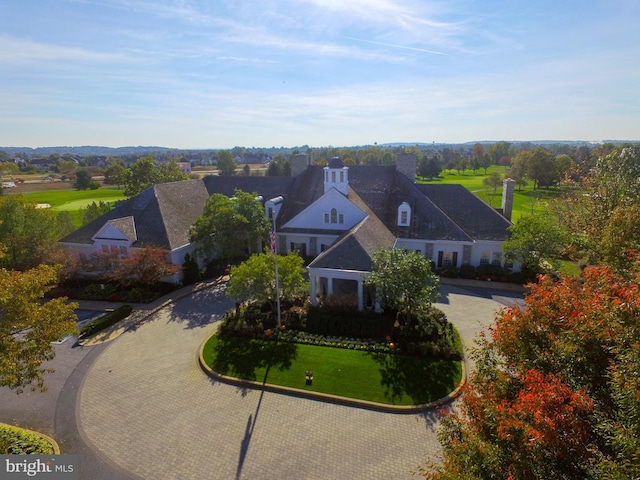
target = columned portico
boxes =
[308,267,369,311]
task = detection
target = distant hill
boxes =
[0,146,178,156]
[2,141,638,157]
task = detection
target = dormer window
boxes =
[398,202,411,226]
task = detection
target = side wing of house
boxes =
[60,178,210,283]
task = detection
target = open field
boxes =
[21,187,125,210]
[3,184,126,226]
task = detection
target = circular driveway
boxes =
[77,283,522,479]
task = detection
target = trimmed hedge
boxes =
[0,425,54,454]
[79,304,133,337]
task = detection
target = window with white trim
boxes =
[480,251,490,265]
[397,202,411,226]
[324,208,345,224]
[492,252,502,266]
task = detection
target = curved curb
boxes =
[0,422,61,455]
[198,335,466,414]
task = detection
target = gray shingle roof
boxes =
[308,189,396,271]
[102,217,136,241]
[307,215,396,271]
[203,175,293,201]
[60,179,210,250]
[416,184,512,241]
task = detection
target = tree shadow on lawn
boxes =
[370,353,462,405]
[211,336,298,382]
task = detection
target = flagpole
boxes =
[272,216,282,327]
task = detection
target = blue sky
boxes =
[1,0,638,148]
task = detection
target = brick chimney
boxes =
[290,154,310,177]
[501,178,516,221]
[396,153,416,182]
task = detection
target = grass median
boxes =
[202,335,463,406]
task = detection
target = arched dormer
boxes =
[397,201,411,227]
[323,156,349,195]
[265,196,284,221]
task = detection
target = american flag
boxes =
[270,229,277,254]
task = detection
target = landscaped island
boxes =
[200,294,464,408]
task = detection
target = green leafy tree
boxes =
[190,190,269,263]
[502,213,569,278]
[599,204,640,274]
[483,171,503,193]
[216,150,237,176]
[511,147,558,189]
[82,201,112,225]
[0,195,69,271]
[103,160,126,188]
[552,145,640,266]
[418,158,441,180]
[479,154,492,174]
[554,153,575,180]
[56,160,77,175]
[0,262,78,393]
[227,251,308,312]
[267,155,290,176]
[0,162,19,176]
[455,156,468,175]
[123,156,158,197]
[55,211,76,239]
[73,170,99,190]
[488,141,512,164]
[366,248,439,323]
[157,158,189,184]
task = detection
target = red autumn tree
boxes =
[423,262,640,479]
[108,246,181,287]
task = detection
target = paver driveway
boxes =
[78,282,522,479]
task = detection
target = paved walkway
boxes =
[75,282,523,479]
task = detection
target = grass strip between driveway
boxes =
[202,335,462,406]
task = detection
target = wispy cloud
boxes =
[0,34,126,64]
[342,36,448,55]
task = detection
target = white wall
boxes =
[282,188,366,231]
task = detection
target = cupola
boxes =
[323,156,349,195]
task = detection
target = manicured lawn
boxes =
[24,187,125,226]
[24,187,125,210]
[202,335,463,406]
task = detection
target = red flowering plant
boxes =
[422,258,640,479]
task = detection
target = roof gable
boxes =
[93,217,137,242]
[308,213,396,271]
[282,187,366,232]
